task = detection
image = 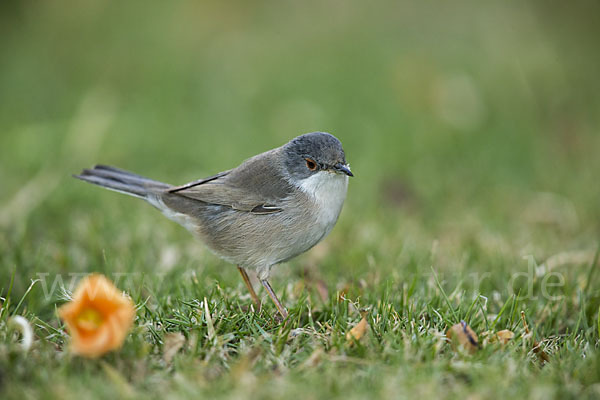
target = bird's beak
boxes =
[334,163,354,177]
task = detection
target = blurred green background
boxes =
[2,2,600,398]
[1,0,599,298]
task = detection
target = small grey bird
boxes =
[75,132,353,319]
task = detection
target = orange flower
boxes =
[58,274,135,358]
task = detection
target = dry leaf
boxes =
[346,316,368,343]
[494,329,515,345]
[446,321,479,353]
[163,332,185,364]
[532,341,550,364]
[521,311,550,365]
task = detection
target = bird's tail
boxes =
[74,165,170,200]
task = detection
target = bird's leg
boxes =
[260,279,288,319]
[237,266,261,311]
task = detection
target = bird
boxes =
[74,131,353,319]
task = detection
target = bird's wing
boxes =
[168,170,231,193]
[164,149,294,214]
[172,182,285,214]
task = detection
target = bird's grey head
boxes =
[282,132,353,181]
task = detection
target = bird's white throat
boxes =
[297,171,348,227]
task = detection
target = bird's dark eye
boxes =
[305,158,317,171]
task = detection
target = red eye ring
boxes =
[305,158,317,171]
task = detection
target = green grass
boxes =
[1,1,600,399]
